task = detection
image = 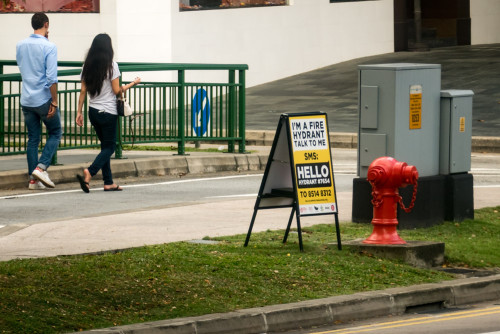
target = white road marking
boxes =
[122,174,262,189]
[472,168,500,171]
[0,174,263,201]
[205,194,257,199]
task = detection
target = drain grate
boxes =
[405,301,445,314]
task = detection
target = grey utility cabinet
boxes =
[440,90,474,175]
[357,63,441,177]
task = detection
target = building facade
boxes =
[1,0,499,87]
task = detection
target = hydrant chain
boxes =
[370,189,383,207]
[398,181,418,213]
[370,189,403,208]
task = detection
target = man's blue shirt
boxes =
[16,34,58,107]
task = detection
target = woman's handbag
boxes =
[117,91,132,117]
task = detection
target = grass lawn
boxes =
[0,206,498,333]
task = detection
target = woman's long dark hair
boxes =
[81,33,114,97]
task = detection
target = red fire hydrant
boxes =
[363,157,418,245]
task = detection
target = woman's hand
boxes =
[77,82,87,127]
[121,77,142,93]
[76,113,84,127]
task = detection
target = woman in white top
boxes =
[75,33,140,193]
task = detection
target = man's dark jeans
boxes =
[22,99,62,177]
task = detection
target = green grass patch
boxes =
[0,206,499,333]
[397,206,500,268]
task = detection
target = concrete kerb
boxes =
[471,136,500,153]
[0,153,270,190]
[77,274,500,334]
[0,170,28,190]
[245,131,500,153]
[133,156,189,177]
[245,131,358,149]
[443,274,500,305]
[91,154,270,180]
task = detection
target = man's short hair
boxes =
[31,12,49,30]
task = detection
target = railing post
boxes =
[115,119,123,158]
[228,70,236,153]
[115,76,123,158]
[238,69,246,153]
[0,65,4,152]
[177,69,186,155]
[51,152,59,165]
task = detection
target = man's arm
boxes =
[46,44,58,118]
[47,83,58,118]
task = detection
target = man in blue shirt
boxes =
[16,13,62,190]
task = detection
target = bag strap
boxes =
[118,88,127,100]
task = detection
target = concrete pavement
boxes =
[245,44,500,137]
[1,130,499,260]
[2,44,500,333]
[0,131,355,261]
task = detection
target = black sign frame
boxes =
[244,112,342,251]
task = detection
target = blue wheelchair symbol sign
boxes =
[192,88,210,136]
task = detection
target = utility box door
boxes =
[440,90,473,174]
[359,133,387,166]
[360,86,379,129]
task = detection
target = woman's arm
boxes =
[76,81,87,127]
[111,76,141,95]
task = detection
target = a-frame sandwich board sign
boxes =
[244,112,342,251]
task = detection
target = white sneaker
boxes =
[29,179,46,190]
[32,167,55,188]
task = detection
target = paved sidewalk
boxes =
[246,44,500,137]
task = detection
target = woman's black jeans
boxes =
[88,107,118,186]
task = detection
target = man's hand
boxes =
[47,103,57,119]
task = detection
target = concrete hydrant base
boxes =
[332,239,445,268]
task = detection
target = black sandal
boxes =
[104,185,122,192]
[76,174,90,193]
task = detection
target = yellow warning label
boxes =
[460,117,465,132]
[409,85,422,130]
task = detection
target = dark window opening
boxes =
[180,0,286,11]
[330,0,373,2]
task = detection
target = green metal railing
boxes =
[0,61,248,157]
